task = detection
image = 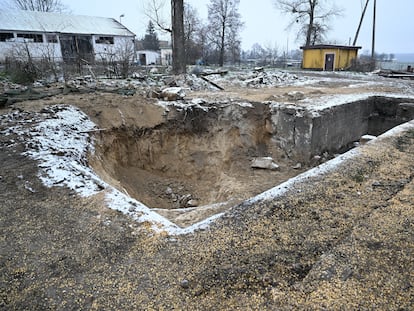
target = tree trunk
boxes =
[171,0,186,74]
[219,21,226,67]
[305,0,316,46]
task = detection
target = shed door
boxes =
[324,53,335,71]
[139,53,147,65]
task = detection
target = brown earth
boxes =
[1,72,414,309]
[7,71,410,225]
[7,91,308,227]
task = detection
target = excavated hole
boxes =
[90,97,414,227]
[91,103,304,227]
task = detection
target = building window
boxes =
[46,34,58,43]
[16,33,43,43]
[95,36,114,44]
[0,33,14,42]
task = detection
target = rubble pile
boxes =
[241,70,304,87]
[205,68,307,88]
[0,67,311,106]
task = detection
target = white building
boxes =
[0,10,135,63]
[137,50,160,65]
[160,46,172,66]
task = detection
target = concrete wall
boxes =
[270,97,414,162]
[93,36,135,63]
[136,50,160,65]
[0,40,62,62]
[310,100,371,156]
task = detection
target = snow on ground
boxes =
[45,68,311,92]
[1,105,224,235]
[247,120,414,205]
[208,69,307,88]
[23,106,100,196]
[297,92,414,111]
[2,68,413,234]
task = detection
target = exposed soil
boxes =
[1,70,414,309]
[88,99,310,227]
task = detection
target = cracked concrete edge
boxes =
[233,119,414,213]
[169,119,414,235]
[159,120,414,235]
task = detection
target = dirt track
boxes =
[1,71,414,309]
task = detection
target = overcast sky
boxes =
[49,0,414,54]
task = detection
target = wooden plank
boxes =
[200,76,224,90]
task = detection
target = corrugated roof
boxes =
[0,10,135,37]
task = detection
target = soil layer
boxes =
[1,73,414,309]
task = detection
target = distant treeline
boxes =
[394,53,414,63]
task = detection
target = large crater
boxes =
[90,97,414,227]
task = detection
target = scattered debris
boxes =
[200,75,224,90]
[160,87,186,101]
[286,91,305,101]
[292,163,302,170]
[199,70,228,76]
[24,181,36,193]
[360,134,377,144]
[180,279,190,289]
[251,157,280,171]
[378,69,414,80]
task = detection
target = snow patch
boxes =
[6,103,413,235]
[246,120,414,205]
[14,105,218,235]
[298,92,414,111]
[23,106,101,197]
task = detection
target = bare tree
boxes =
[264,42,279,66]
[114,38,136,78]
[143,0,172,33]
[274,0,342,46]
[207,0,244,67]
[227,26,242,64]
[5,41,39,83]
[8,0,66,12]
[248,43,264,59]
[184,2,202,64]
[197,24,212,65]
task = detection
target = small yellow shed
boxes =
[300,45,361,71]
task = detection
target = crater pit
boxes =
[89,96,414,227]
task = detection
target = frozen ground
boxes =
[1,69,414,309]
[1,68,413,234]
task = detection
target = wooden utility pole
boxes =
[353,0,370,46]
[371,0,377,59]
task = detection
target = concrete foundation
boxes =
[270,96,414,162]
